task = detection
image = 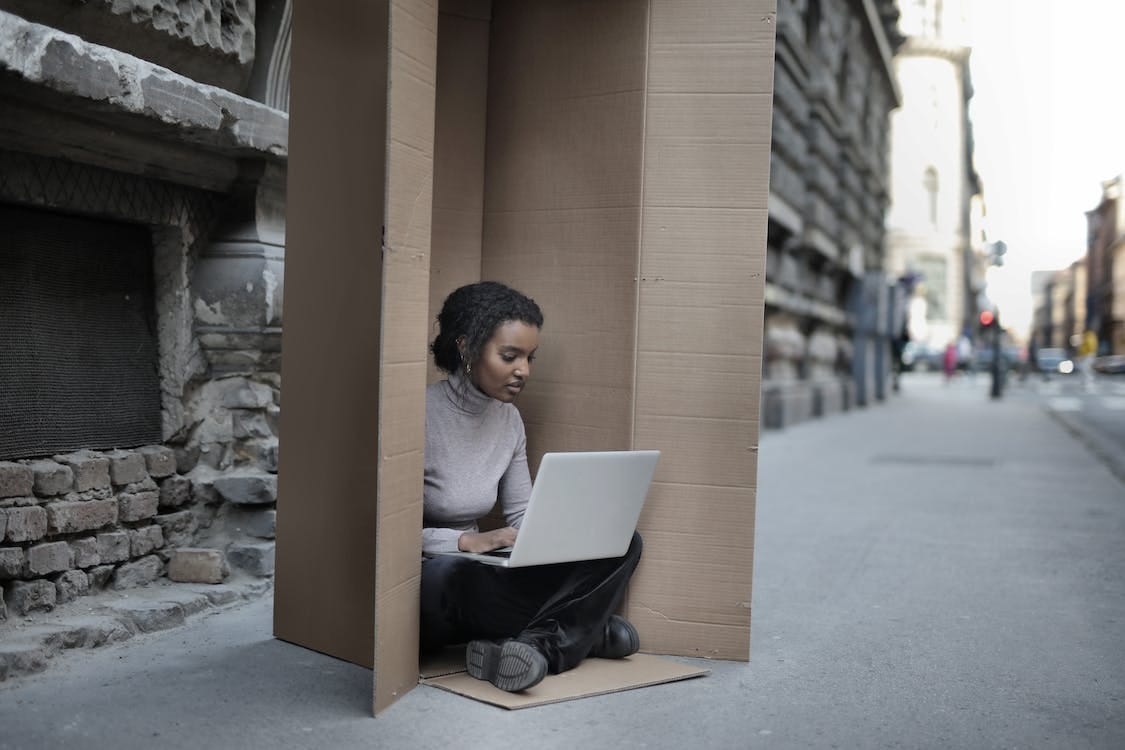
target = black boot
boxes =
[589,615,640,659]
[466,639,548,692]
[515,532,644,673]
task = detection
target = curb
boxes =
[0,578,272,682]
[1045,406,1125,485]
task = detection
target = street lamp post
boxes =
[984,240,1007,401]
[979,307,1002,399]
[990,308,1003,399]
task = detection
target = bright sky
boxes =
[968,0,1125,333]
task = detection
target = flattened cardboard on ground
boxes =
[276,0,776,715]
[419,648,709,708]
[421,654,709,710]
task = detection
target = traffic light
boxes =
[979,309,995,328]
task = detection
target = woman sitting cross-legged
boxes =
[420,280,643,692]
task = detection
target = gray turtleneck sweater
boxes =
[422,372,531,554]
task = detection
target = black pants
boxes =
[420,532,642,674]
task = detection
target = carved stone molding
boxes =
[0,0,256,92]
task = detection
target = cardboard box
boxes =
[275,0,776,714]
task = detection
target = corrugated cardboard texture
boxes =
[421,654,708,709]
[480,0,648,463]
[279,0,774,716]
[274,0,391,670]
[468,0,775,661]
[428,0,492,384]
[419,646,469,679]
[627,0,775,660]
[373,0,438,714]
[276,0,437,716]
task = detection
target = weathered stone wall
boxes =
[0,3,288,620]
[0,439,277,620]
[0,0,256,92]
[762,0,902,428]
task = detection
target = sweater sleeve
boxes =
[422,526,464,555]
[498,418,531,528]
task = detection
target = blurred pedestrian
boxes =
[943,341,957,382]
[1078,329,1097,391]
[956,333,973,374]
[1027,334,1040,382]
[891,323,909,392]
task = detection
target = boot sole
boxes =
[465,640,547,692]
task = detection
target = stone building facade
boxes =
[1084,177,1125,355]
[1031,259,1086,355]
[763,0,903,428]
[1029,270,1055,351]
[1032,175,1125,358]
[884,0,984,357]
[0,1,292,620]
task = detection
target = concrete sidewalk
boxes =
[2,374,1123,749]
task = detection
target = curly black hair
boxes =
[431,281,544,374]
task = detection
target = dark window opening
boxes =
[0,204,162,460]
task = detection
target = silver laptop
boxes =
[432,450,659,567]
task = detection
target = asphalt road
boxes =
[1006,372,1125,481]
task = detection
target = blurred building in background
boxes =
[763,0,904,428]
[884,0,986,358]
[1032,176,1125,357]
[1029,270,1056,350]
[1085,177,1125,354]
[1033,259,1087,352]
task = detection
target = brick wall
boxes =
[0,440,276,620]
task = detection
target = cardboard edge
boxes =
[419,645,469,679]
[373,0,439,715]
[418,654,710,710]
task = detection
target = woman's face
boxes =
[469,320,540,403]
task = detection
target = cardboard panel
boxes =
[646,1,777,95]
[428,1,492,383]
[627,0,776,660]
[373,0,439,715]
[481,0,648,458]
[486,1,649,107]
[473,0,775,663]
[273,0,391,670]
[481,92,646,212]
[634,353,762,423]
[427,0,775,678]
[628,485,756,658]
[516,380,635,465]
[481,217,643,424]
[279,0,776,719]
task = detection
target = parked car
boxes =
[974,345,1024,373]
[1093,355,1125,374]
[900,342,942,372]
[1035,347,1072,375]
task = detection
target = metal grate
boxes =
[0,203,162,460]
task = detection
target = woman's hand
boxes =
[458,527,518,553]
